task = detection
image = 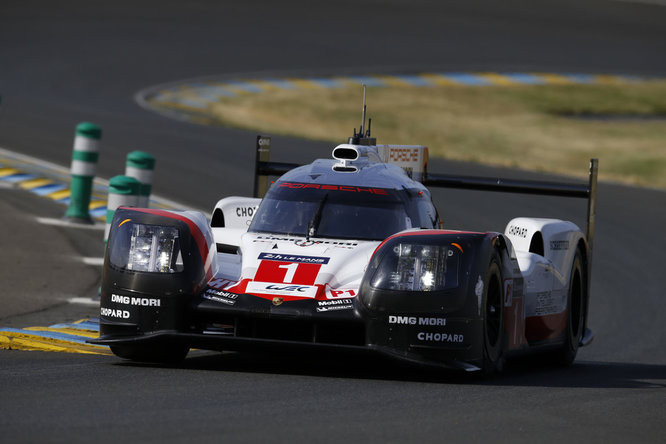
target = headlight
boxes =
[128,224,184,273]
[370,243,460,292]
[109,222,184,273]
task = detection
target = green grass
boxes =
[166,81,666,188]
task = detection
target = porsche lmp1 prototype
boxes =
[92,113,598,373]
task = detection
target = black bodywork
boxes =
[93,208,506,371]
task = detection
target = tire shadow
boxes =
[117,349,666,388]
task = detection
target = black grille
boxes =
[204,315,365,346]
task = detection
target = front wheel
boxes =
[550,248,586,366]
[481,251,505,375]
[110,343,189,364]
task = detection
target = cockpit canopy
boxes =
[248,181,438,241]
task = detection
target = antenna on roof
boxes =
[348,84,376,146]
[360,85,367,137]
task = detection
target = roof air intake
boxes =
[333,147,360,160]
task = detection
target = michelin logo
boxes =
[316,304,353,312]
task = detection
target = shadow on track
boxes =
[114,349,666,389]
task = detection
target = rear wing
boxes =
[253,135,598,266]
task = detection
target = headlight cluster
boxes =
[128,224,183,273]
[370,243,460,292]
[109,222,184,273]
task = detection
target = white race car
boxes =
[93,116,597,374]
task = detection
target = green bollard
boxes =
[125,151,155,208]
[104,175,141,244]
[65,122,102,223]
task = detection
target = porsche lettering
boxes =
[278,182,388,195]
[389,147,419,162]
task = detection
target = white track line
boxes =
[36,217,106,230]
[68,297,100,306]
[81,257,105,266]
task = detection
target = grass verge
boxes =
[174,81,666,188]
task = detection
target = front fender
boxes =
[358,230,499,366]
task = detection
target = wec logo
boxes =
[246,281,318,298]
[266,284,309,292]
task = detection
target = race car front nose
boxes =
[356,232,490,367]
[98,208,212,337]
[358,233,478,313]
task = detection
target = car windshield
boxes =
[248,182,413,240]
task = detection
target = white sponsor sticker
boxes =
[246,281,318,298]
[325,287,357,299]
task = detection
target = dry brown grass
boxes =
[178,81,666,188]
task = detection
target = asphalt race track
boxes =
[1,1,665,442]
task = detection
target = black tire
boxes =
[110,343,189,364]
[551,248,585,366]
[481,251,505,375]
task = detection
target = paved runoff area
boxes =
[0,180,109,354]
[0,147,191,355]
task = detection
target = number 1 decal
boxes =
[278,263,299,283]
[255,260,322,285]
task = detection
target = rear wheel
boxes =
[110,343,189,364]
[551,248,585,366]
[481,251,505,375]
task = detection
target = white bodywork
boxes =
[210,205,584,319]
[210,196,377,299]
[208,143,585,321]
[504,217,584,319]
